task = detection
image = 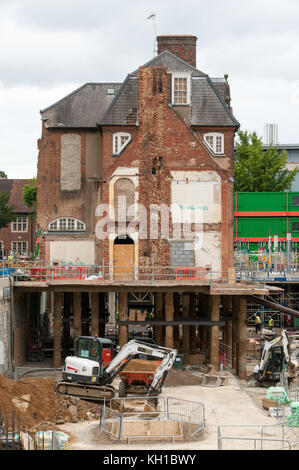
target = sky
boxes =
[1,0,299,178]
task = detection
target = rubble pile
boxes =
[0,375,102,431]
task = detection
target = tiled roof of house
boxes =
[40,51,239,129]
[100,51,239,128]
[0,179,31,213]
[40,83,122,128]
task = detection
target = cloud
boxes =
[0,83,81,178]
[0,0,299,178]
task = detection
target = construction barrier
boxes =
[174,267,209,281]
[99,397,205,443]
[218,424,299,450]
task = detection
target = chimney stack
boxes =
[157,35,197,67]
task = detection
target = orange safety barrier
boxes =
[30,267,47,282]
[174,267,209,281]
[51,266,86,280]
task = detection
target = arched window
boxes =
[204,133,224,155]
[48,218,86,232]
[114,178,135,222]
[113,132,131,155]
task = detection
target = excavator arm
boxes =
[102,339,177,386]
[254,329,297,382]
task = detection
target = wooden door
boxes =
[113,244,134,280]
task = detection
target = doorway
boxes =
[113,236,134,280]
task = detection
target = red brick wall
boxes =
[157,35,197,67]
[101,66,236,274]
[0,217,36,257]
[36,124,99,262]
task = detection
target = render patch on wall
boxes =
[61,134,81,191]
[50,240,95,265]
[171,171,221,225]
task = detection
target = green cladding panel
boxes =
[235,193,287,212]
[236,217,288,238]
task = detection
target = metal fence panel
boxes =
[218,425,299,450]
[99,406,122,441]
[0,410,21,450]
[99,397,205,443]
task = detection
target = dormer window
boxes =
[204,133,224,155]
[172,73,191,105]
[48,218,86,232]
[113,132,131,155]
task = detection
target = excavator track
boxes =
[56,382,115,401]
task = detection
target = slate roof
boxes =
[40,50,239,129]
[0,179,31,213]
[40,83,122,128]
[100,75,139,126]
[100,51,239,128]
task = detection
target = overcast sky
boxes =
[1,0,299,178]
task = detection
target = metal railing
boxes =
[0,410,21,450]
[218,424,299,450]
[9,263,269,288]
[99,396,205,443]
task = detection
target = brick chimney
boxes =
[157,35,197,67]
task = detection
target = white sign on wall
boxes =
[171,181,221,224]
[50,240,95,265]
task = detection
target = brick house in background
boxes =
[36,35,239,278]
[0,179,36,259]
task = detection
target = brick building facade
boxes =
[37,35,239,279]
[0,179,36,258]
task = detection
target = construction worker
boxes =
[255,314,262,333]
[269,317,274,330]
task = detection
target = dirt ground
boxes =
[58,373,287,451]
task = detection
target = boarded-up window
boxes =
[114,178,135,221]
[61,134,81,191]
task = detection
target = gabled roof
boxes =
[100,50,239,128]
[0,179,31,213]
[40,83,122,128]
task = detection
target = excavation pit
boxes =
[99,396,205,443]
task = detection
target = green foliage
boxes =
[234,130,298,192]
[22,177,37,219]
[0,192,15,229]
[0,171,7,179]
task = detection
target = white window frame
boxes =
[11,241,27,254]
[172,73,191,106]
[48,218,86,232]
[11,216,28,232]
[113,132,131,155]
[204,133,225,155]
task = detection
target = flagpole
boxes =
[147,13,157,56]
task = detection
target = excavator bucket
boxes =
[192,372,229,387]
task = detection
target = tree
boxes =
[0,192,15,229]
[23,177,37,219]
[234,130,298,192]
[0,171,7,179]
